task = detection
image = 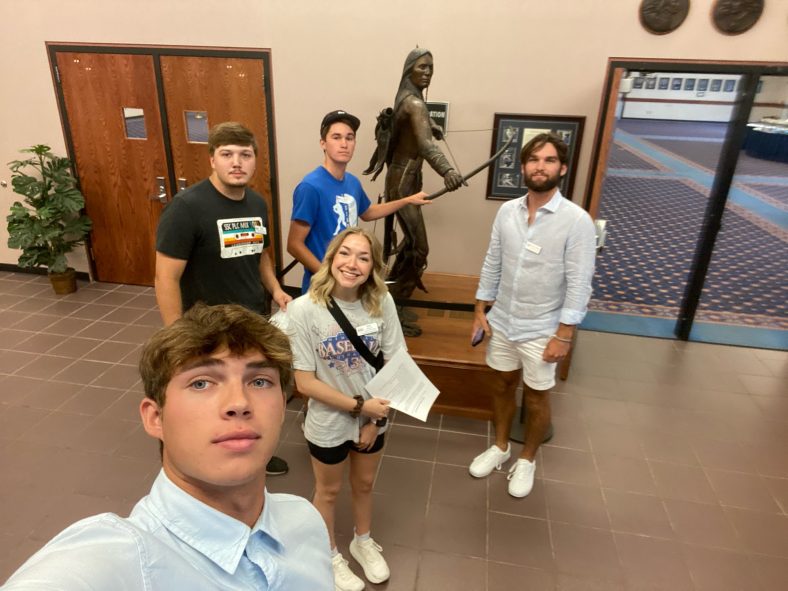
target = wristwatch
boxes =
[349,395,365,418]
[374,417,388,427]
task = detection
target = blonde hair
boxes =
[308,227,388,316]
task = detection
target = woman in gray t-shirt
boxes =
[287,227,405,591]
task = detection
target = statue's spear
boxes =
[425,134,515,201]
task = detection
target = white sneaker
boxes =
[507,458,536,498]
[350,536,390,583]
[332,552,365,591]
[469,444,511,478]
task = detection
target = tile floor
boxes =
[0,270,786,590]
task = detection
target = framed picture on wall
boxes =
[658,77,670,90]
[684,78,696,91]
[698,79,709,92]
[710,79,722,92]
[723,79,736,92]
[486,113,585,201]
[671,78,682,90]
[645,77,657,89]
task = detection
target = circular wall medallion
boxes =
[712,0,764,35]
[639,0,690,35]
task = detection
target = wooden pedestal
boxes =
[403,272,490,419]
[405,312,494,420]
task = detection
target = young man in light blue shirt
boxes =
[3,304,333,590]
[469,133,596,499]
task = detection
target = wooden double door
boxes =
[48,44,279,285]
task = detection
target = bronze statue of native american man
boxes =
[365,48,462,336]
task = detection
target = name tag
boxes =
[526,241,542,255]
[355,323,379,336]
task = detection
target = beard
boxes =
[523,172,562,193]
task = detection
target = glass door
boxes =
[689,75,788,350]
[585,69,738,338]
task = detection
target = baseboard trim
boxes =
[0,264,91,282]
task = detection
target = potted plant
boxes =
[6,144,92,294]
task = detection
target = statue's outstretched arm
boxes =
[403,97,462,191]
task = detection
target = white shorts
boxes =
[486,331,556,391]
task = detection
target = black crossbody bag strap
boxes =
[328,297,384,372]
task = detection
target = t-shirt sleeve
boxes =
[356,181,371,217]
[257,197,271,249]
[155,197,196,260]
[292,182,320,226]
[380,293,406,360]
[286,298,318,372]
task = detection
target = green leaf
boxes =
[6,144,91,273]
[49,255,69,274]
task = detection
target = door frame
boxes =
[584,57,788,340]
[45,42,283,279]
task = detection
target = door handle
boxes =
[177,178,187,192]
[149,176,167,204]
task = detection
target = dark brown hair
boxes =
[520,132,568,166]
[208,122,258,155]
[320,118,358,141]
[139,303,291,407]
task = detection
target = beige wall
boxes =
[1,0,786,284]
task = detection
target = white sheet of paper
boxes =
[364,347,439,422]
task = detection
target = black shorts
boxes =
[307,433,386,465]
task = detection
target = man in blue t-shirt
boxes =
[287,110,431,293]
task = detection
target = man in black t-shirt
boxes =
[155,121,292,476]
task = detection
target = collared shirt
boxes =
[476,190,596,341]
[3,470,333,590]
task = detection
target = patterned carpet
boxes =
[589,118,788,346]
[592,177,706,317]
[647,138,787,178]
[607,144,659,170]
[745,183,788,203]
[616,119,728,139]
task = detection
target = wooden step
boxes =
[404,310,494,420]
[393,272,492,419]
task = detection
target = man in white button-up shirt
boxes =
[469,133,596,498]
